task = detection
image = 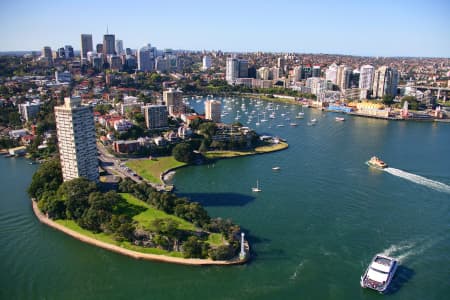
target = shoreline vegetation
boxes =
[204,142,288,160]
[31,199,249,266]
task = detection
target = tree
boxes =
[198,122,217,138]
[94,103,113,115]
[172,143,194,163]
[57,178,97,220]
[182,236,208,258]
[28,159,63,200]
[401,96,419,110]
[208,244,234,260]
[382,95,395,106]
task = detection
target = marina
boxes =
[1,96,449,299]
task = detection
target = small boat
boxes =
[272,166,281,171]
[252,180,262,192]
[290,123,298,127]
[310,118,317,123]
[335,117,345,121]
[277,124,285,127]
[360,254,398,293]
[367,156,388,169]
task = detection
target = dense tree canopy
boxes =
[28,159,63,199]
[172,143,194,163]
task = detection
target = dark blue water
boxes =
[0,96,449,299]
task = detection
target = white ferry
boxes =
[360,254,398,293]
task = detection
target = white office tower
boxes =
[205,100,222,123]
[137,44,154,72]
[372,66,399,98]
[226,57,239,84]
[359,65,375,91]
[336,65,352,90]
[325,63,338,84]
[202,55,212,70]
[55,96,98,182]
[163,88,184,116]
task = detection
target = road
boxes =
[97,142,168,191]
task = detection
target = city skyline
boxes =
[0,0,449,57]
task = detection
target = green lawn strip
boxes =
[255,142,288,153]
[126,157,186,184]
[205,142,288,159]
[207,233,225,247]
[119,193,197,232]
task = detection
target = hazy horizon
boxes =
[1,0,449,58]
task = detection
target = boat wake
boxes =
[382,241,417,263]
[384,168,450,194]
[381,237,441,263]
[289,260,306,280]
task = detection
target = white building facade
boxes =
[55,96,98,182]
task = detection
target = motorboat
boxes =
[360,254,398,293]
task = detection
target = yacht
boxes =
[272,166,281,171]
[252,180,262,192]
[335,117,345,121]
[360,254,398,293]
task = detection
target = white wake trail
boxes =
[384,168,450,194]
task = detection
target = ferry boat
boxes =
[360,254,398,293]
[367,156,388,169]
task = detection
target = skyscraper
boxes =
[64,45,74,58]
[96,43,103,54]
[372,66,399,98]
[143,105,168,129]
[238,59,248,78]
[205,100,222,123]
[336,65,352,91]
[137,44,154,72]
[325,63,338,84]
[55,96,98,182]
[163,88,184,116]
[81,34,93,59]
[41,46,53,64]
[202,55,212,70]
[115,39,124,55]
[226,57,239,84]
[103,34,115,56]
[359,65,375,92]
[312,66,321,78]
[226,57,248,84]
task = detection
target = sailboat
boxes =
[252,180,262,192]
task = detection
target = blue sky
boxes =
[1,0,449,57]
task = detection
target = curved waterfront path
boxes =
[31,200,248,266]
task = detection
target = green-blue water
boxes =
[1,96,449,299]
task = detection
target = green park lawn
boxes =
[119,193,197,232]
[205,142,288,159]
[54,193,226,256]
[126,157,186,184]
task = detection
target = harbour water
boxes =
[1,96,449,299]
